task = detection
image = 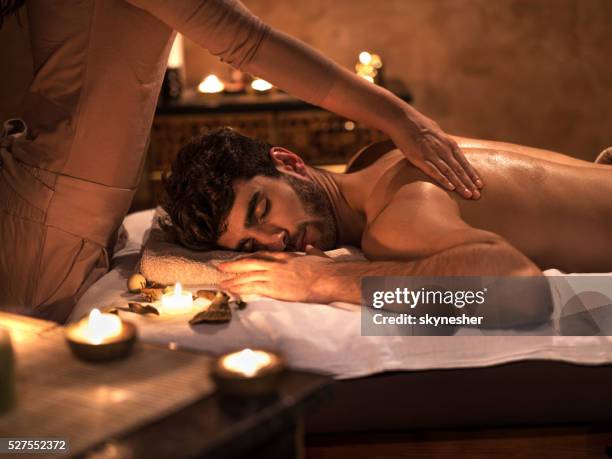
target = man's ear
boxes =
[269,147,307,175]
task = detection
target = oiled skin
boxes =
[341,137,612,273]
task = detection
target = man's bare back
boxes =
[343,137,612,273]
[169,128,610,307]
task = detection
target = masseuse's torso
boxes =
[14,0,271,248]
[339,138,612,273]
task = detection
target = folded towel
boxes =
[138,207,366,286]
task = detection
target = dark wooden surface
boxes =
[80,369,333,459]
[0,313,218,458]
[0,313,332,459]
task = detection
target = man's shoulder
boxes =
[365,180,451,222]
[346,139,396,173]
[361,181,460,260]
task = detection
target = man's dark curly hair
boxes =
[0,0,25,28]
[161,127,280,249]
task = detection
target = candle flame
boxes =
[161,282,193,315]
[85,308,122,344]
[167,34,184,69]
[198,74,224,93]
[222,348,273,377]
[251,78,272,92]
[359,51,372,65]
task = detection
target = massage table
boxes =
[70,209,612,438]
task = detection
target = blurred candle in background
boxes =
[167,33,185,69]
[161,34,185,102]
[355,50,383,85]
[359,51,372,66]
[251,78,273,93]
[198,74,225,94]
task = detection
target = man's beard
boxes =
[282,174,337,251]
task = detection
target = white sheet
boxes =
[70,210,612,379]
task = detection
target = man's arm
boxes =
[316,240,542,305]
[219,236,550,327]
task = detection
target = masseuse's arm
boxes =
[125,0,482,199]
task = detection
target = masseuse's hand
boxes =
[390,115,483,199]
[218,246,334,303]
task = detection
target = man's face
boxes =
[217,172,337,252]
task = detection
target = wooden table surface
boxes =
[0,312,332,459]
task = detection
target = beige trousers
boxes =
[0,120,130,323]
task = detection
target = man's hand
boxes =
[218,245,335,303]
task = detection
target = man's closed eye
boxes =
[256,196,270,223]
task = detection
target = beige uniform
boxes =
[0,0,337,322]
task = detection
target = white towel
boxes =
[138,207,366,286]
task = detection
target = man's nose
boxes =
[258,229,288,251]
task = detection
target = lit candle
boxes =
[355,50,382,84]
[167,33,184,69]
[161,282,194,315]
[65,309,136,362]
[358,51,372,65]
[198,74,224,94]
[212,348,284,397]
[221,349,273,377]
[250,78,272,92]
[75,308,123,345]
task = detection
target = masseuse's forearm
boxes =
[246,28,419,137]
[127,1,432,144]
[319,241,542,304]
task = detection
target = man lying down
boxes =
[161,127,612,325]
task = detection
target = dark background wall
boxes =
[2,0,611,160]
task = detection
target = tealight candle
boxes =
[82,308,122,344]
[65,309,137,362]
[211,349,284,397]
[68,308,123,344]
[161,282,194,315]
[250,78,272,92]
[359,51,372,65]
[222,348,272,377]
[198,74,224,94]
